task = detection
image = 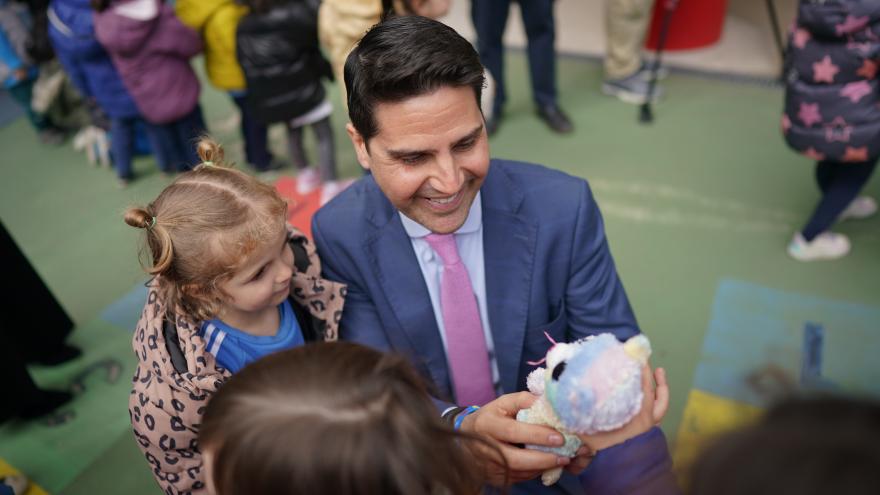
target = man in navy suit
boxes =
[313,16,666,494]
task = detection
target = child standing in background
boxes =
[48,0,145,187]
[175,0,280,172]
[124,138,345,493]
[0,0,64,144]
[236,0,345,205]
[783,0,880,261]
[93,0,207,175]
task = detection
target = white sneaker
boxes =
[787,232,851,261]
[296,168,322,195]
[839,196,877,221]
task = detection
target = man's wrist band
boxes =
[442,406,467,426]
[453,405,480,430]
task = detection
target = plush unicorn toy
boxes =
[516,333,652,485]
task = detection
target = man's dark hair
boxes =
[344,16,484,144]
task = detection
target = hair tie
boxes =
[146,216,156,230]
[203,161,214,167]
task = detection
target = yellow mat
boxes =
[0,459,49,495]
[672,389,763,489]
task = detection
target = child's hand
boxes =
[577,366,669,453]
[13,67,27,81]
[459,391,571,485]
[409,0,451,18]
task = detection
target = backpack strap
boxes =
[163,318,189,374]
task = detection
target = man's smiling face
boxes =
[347,85,489,234]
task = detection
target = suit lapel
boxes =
[482,164,537,394]
[365,214,454,400]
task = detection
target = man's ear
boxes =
[346,123,371,171]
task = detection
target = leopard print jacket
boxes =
[129,228,346,494]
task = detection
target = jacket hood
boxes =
[94,0,159,55]
[174,0,230,30]
[799,0,880,39]
[135,285,228,398]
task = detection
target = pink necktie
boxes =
[425,233,495,406]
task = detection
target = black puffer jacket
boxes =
[236,0,333,124]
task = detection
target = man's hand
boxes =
[578,366,669,453]
[13,68,27,81]
[459,391,571,485]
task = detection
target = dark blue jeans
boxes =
[471,0,558,113]
[230,93,273,170]
[143,105,207,172]
[0,479,13,495]
[801,159,878,241]
[109,116,140,180]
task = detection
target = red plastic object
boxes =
[645,0,728,51]
[274,176,323,239]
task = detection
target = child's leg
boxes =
[286,123,309,171]
[7,79,50,132]
[141,121,175,173]
[312,116,337,182]
[230,93,273,170]
[814,160,836,194]
[801,160,877,241]
[178,105,208,171]
[110,116,136,180]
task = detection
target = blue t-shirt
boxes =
[200,299,304,373]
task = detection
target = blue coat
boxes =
[47,0,139,118]
[783,0,880,163]
[313,159,640,494]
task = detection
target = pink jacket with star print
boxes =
[782,0,880,163]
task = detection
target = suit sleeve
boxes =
[566,180,640,341]
[311,214,393,352]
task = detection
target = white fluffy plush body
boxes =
[515,333,651,485]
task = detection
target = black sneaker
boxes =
[536,104,574,134]
[30,344,82,366]
[18,389,73,420]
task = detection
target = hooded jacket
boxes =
[129,229,346,494]
[175,0,247,91]
[47,0,140,118]
[236,0,332,124]
[94,0,202,124]
[783,0,880,163]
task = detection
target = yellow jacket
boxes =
[175,0,247,91]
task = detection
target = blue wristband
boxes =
[453,405,480,430]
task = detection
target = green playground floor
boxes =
[1,52,878,494]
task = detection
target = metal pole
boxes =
[640,0,679,124]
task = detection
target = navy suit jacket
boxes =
[312,160,640,494]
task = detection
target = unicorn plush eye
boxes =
[551,361,567,381]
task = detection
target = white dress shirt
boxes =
[399,192,502,396]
